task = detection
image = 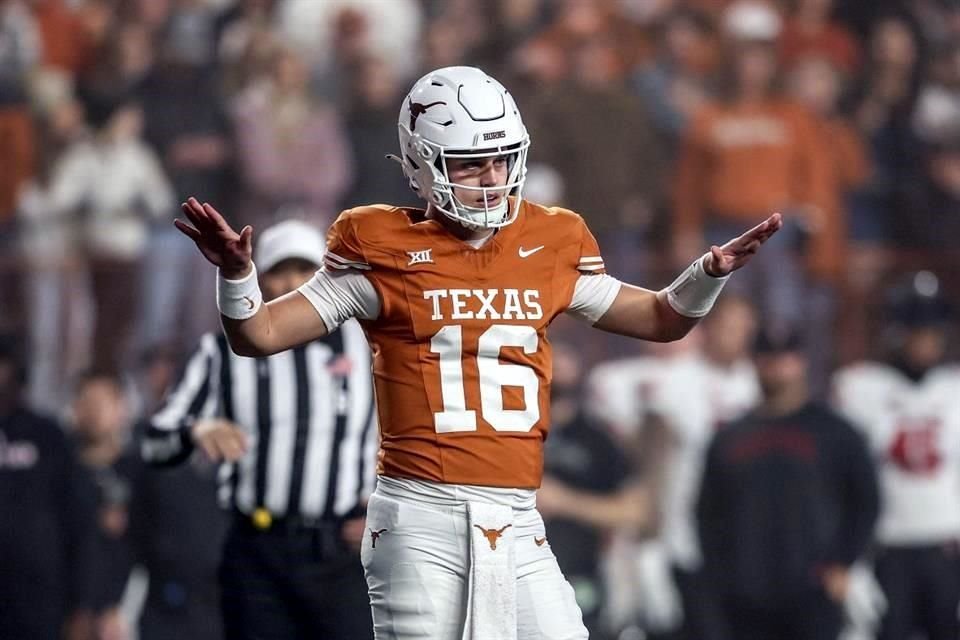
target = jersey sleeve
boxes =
[575,217,607,276]
[298,269,381,331]
[563,215,621,323]
[301,210,384,330]
[324,210,372,272]
[566,274,622,324]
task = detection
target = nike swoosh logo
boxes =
[519,245,545,258]
[534,536,546,547]
[242,296,255,310]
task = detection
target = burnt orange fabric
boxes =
[674,100,832,228]
[673,99,838,270]
[533,4,653,78]
[779,20,861,73]
[824,118,869,194]
[806,117,869,280]
[327,201,605,489]
[0,108,36,222]
[34,0,96,74]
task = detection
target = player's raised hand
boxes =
[703,212,783,277]
[175,196,253,278]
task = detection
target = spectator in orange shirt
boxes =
[673,1,833,339]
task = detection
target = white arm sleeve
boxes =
[565,274,623,325]
[297,268,381,332]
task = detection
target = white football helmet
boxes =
[397,66,530,229]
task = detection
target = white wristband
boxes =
[217,264,262,320]
[665,254,729,318]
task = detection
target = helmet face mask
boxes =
[430,141,529,229]
[398,66,530,230]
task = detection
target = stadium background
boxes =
[0,0,958,638]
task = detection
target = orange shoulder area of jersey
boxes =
[526,202,606,277]
[521,202,598,259]
[335,204,428,242]
[330,201,591,265]
[325,204,428,270]
[521,200,585,230]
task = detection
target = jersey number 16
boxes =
[430,324,540,433]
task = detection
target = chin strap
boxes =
[453,202,509,229]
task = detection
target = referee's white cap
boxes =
[255,219,327,273]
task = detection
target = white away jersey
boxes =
[649,353,760,568]
[586,356,671,439]
[833,362,960,545]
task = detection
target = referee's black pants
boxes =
[219,515,373,640]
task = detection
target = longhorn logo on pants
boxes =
[474,524,512,551]
[369,528,388,549]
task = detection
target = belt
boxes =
[234,507,341,534]
[232,508,358,561]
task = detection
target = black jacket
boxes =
[697,402,880,606]
[0,407,98,635]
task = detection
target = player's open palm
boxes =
[175,196,253,277]
[703,212,783,277]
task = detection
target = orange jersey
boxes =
[325,200,606,489]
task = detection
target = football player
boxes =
[833,272,960,640]
[636,294,760,640]
[175,66,782,640]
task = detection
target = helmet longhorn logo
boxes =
[397,67,529,230]
[409,99,447,132]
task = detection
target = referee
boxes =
[142,219,377,639]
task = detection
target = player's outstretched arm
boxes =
[594,213,782,341]
[176,197,328,356]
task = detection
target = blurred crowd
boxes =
[1,0,959,639]
[0,0,958,407]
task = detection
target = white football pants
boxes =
[361,477,588,640]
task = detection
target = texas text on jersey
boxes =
[320,199,608,489]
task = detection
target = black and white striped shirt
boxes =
[143,320,376,521]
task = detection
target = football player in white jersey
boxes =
[586,338,696,441]
[584,337,694,634]
[639,294,761,640]
[588,295,760,639]
[833,272,960,640]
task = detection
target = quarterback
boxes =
[176,66,781,639]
